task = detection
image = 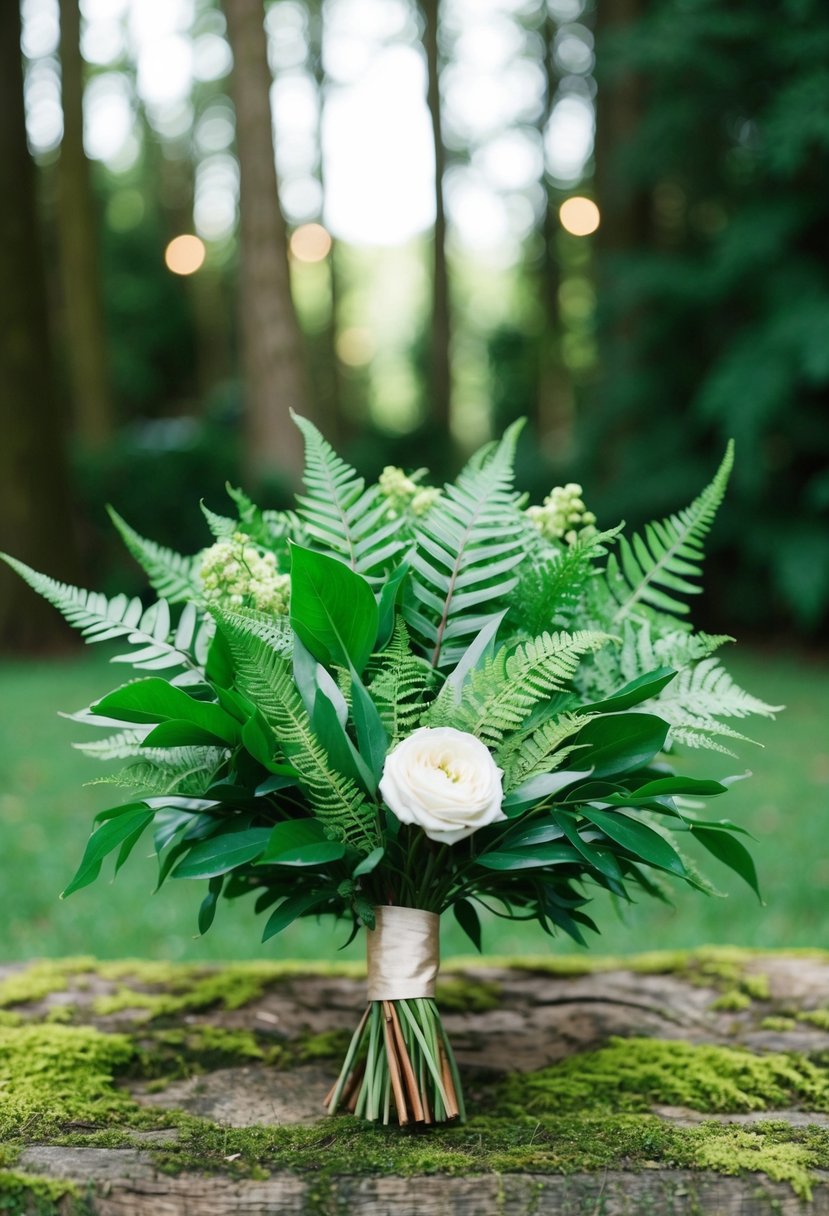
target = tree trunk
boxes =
[422,0,452,434]
[308,0,343,445]
[593,0,649,258]
[0,0,79,652]
[224,0,310,484]
[57,0,114,448]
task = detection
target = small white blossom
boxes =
[379,466,441,518]
[198,532,290,614]
[526,483,597,544]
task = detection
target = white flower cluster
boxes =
[526,483,597,545]
[378,466,442,518]
[199,532,290,614]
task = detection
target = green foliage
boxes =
[367,619,435,744]
[212,606,380,853]
[405,421,526,668]
[2,418,776,953]
[604,444,734,622]
[294,414,405,578]
[0,556,210,672]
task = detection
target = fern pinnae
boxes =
[367,619,435,743]
[107,508,202,604]
[608,442,734,624]
[407,420,526,668]
[212,607,380,851]
[293,413,405,578]
[0,555,203,673]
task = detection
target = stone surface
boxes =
[3,951,829,1214]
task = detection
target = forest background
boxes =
[1,0,827,961]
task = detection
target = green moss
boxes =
[296,1029,351,1062]
[140,1112,829,1200]
[436,977,502,1013]
[761,1017,798,1032]
[0,960,95,1010]
[499,1038,829,1117]
[798,1009,829,1031]
[0,1171,86,1216]
[711,990,752,1012]
[0,1024,147,1139]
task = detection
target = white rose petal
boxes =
[379,727,506,846]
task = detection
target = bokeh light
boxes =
[290,223,333,263]
[559,196,600,236]
[164,234,207,275]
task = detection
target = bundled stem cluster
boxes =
[325,998,465,1126]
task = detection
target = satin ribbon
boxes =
[366,906,440,1001]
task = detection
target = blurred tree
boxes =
[224,0,310,481]
[421,0,452,432]
[584,0,829,632]
[57,0,114,448]
[0,0,78,650]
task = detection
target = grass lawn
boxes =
[0,643,826,963]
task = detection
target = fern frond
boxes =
[366,619,435,744]
[294,414,405,578]
[0,556,210,672]
[606,443,734,622]
[498,711,595,788]
[107,508,202,604]
[212,607,380,852]
[506,536,598,637]
[435,629,610,748]
[87,747,228,798]
[406,420,526,668]
[73,729,150,760]
[661,658,781,721]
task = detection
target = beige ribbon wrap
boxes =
[366,906,440,1001]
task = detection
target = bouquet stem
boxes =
[325,997,465,1125]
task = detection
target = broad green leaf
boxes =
[265,841,346,867]
[443,610,508,700]
[582,667,677,713]
[575,714,669,778]
[63,804,154,897]
[581,808,686,876]
[142,720,231,748]
[692,826,762,900]
[375,561,410,651]
[312,686,376,794]
[173,828,272,879]
[602,776,728,807]
[476,842,581,870]
[502,770,590,816]
[554,813,623,881]
[255,773,299,795]
[93,678,240,745]
[500,818,565,848]
[198,876,223,934]
[353,846,384,878]
[349,667,389,782]
[262,889,331,941]
[259,819,328,860]
[453,898,482,952]
[290,543,378,674]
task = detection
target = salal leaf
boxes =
[502,770,590,817]
[63,804,154,897]
[582,667,677,714]
[453,898,483,952]
[353,846,384,878]
[691,825,762,900]
[172,827,272,879]
[575,714,669,778]
[262,888,333,941]
[476,842,581,871]
[198,876,224,935]
[581,808,686,876]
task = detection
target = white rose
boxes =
[379,727,506,846]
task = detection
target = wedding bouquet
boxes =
[3,416,777,1126]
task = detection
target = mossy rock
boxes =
[2,951,829,1214]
